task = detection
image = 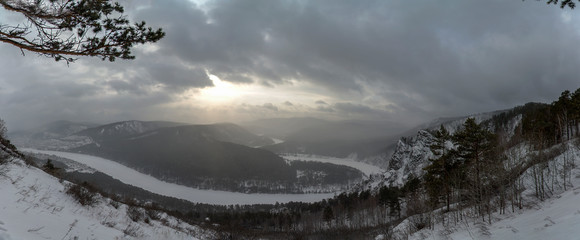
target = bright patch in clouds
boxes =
[198,74,242,104]
[196,73,331,108]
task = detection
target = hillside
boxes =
[0,154,205,239]
[73,120,187,142]
[8,120,99,150]
[73,124,292,183]
[358,108,520,188]
[2,98,580,239]
[387,141,580,240]
[71,124,362,193]
[12,120,365,193]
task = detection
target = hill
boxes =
[73,125,297,186]
[0,147,205,239]
[8,120,99,150]
[245,118,406,162]
[70,123,362,193]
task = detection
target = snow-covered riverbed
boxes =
[23,149,335,205]
[282,154,384,176]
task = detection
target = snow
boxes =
[404,178,580,240]
[0,159,204,240]
[23,149,336,205]
[398,142,580,240]
[281,154,384,176]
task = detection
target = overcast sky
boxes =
[1,0,580,131]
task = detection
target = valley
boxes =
[14,120,369,194]
[1,1,577,239]
[23,148,336,205]
[5,97,580,239]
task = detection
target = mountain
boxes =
[358,108,520,189]
[14,120,363,193]
[73,124,296,184]
[28,120,98,138]
[71,123,362,193]
[4,100,579,239]
[241,117,331,140]
[244,118,407,162]
[73,120,187,142]
[8,120,99,150]
[244,117,407,142]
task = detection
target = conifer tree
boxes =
[0,0,165,63]
[424,125,455,211]
[453,118,498,220]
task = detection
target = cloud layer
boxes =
[1,0,580,130]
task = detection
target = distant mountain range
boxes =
[12,119,365,193]
[5,102,578,239]
[73,123,295,187]
[242,117,407,160]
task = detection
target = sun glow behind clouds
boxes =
[195,73,331,108]
[198,74,243,104]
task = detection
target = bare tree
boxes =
[0,0,164,63]
[0,118,6,139]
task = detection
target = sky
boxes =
[1,0,580,131]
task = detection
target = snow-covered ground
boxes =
[23,149,336,205]
[391,143,580,240]
[0,159,205,240]
[281,154,384,176]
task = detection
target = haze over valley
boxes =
[2,0,580,239]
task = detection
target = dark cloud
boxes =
[133,0,580,112]
[2,0,580,131]
[262,103,279,111]
[145,61,212,92]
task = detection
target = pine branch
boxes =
[0,0,165,63]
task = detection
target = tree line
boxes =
[420,88,580,229]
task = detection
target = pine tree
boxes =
[453,118,498,221]
[0,0,165,63]
[322,206,334,224]
[424,125,458,212]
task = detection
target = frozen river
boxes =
[23,149,335,205]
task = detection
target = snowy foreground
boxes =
[0,159,206,240]
[389,146,580,240]
[23,149,335,205]
[282,154,384,176]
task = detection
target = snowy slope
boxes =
[0,158,205,240]
[23,149,336,205]
[387,142,580,240]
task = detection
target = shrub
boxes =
[127,206,145,222]
[66,182,98,206]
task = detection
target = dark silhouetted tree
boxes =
[322,205,334,223]
[453,118,499,222]
[0,0,165,63]
[547,0,577,8]
[424,125,456,212]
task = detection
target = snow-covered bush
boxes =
[66,183,98,206]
